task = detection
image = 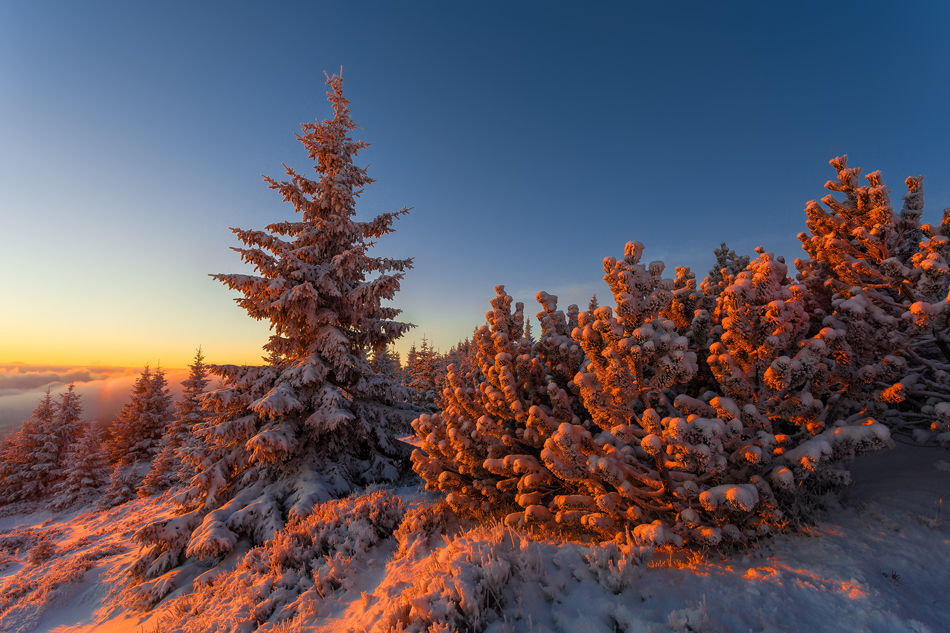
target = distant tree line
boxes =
[0,350,212,514]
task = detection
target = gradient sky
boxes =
[2,1,948,370]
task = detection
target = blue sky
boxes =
[1,0,948,368]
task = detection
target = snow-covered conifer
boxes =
[702,243,750,301]
[0,389,60,504]
[49,425,109,511]
[405,336,441,408]
[414,233,894,545]
[445,339,472,372]
[52,384,86,482]
[140,349,212,497]
[107,366,175,465]
[412,286,588,521]
[131,73,415,587]
[404,343,418,386]
[370,345,404,384]
[796,157,950,435]
[98,462,141,510]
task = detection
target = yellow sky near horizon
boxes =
[0,308,275,369]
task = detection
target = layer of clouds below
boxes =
[0,364,198,438]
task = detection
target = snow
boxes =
[0,441,946,633]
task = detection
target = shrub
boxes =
[408,156,949,547]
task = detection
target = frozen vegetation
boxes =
[1,74,950,631]
[0,444,948,632]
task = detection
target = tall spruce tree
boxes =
[130,73,415,589]
[405,336,442,408]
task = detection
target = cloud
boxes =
[0,364,194,438]
[0,364,135,396]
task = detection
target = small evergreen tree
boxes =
[370,345,404,384]
[0,389,60,504]
[53,384,87,482]
[405,336,441,408]
[107,366,175,465]
[588,293,599,312]
[130,73,415,593]
[98,461,141,510]
[524,316,535,343]
[140,349,212,497]
[404,343,418,387]
[392,349,404,381]
[49,425,109,511]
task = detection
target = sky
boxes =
[1,1,949,428]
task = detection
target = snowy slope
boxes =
[1,442,947,633]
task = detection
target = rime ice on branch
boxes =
[130,73,415,601]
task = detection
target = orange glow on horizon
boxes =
[1,341,268,370]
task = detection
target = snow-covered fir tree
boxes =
[392,349,403,377]
[444,339,472,374]
[129,73,415,594]
[370,345,405,385]
[139,349,212,497]
[405,336,442,408]
[404,343,418,385]
[55,384,86,466]
[107,366,175,465]
[795,157,950,439]
[0,389,60,505]
[98,462,141,510]
[49,424,109,512]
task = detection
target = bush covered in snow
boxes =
[797,158,950,443]
[408,156,950,547]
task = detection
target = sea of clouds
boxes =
[0,364,193,437]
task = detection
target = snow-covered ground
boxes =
[1,442,948,633]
